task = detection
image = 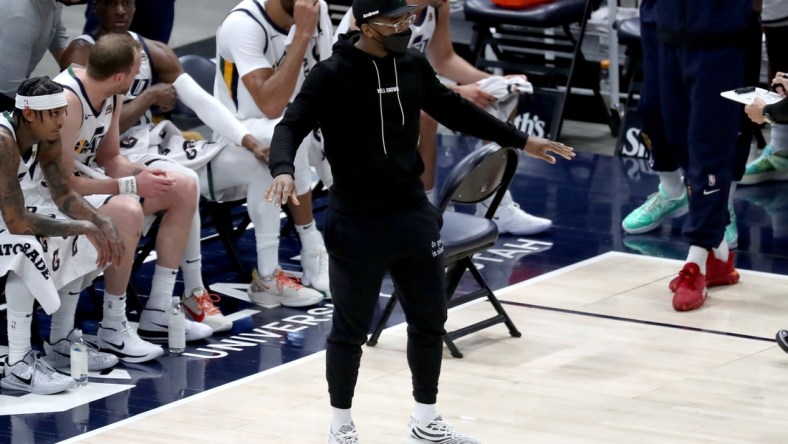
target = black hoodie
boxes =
[269,31,529,215]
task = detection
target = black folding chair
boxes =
[367,143,523,358]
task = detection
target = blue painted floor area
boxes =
[2,132,788,442]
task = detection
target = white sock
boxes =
[50,280,82,343]
[658,170,685,199]
[296,221,324,253]
[7,309,33,363]
[425,188,435,205]
[103,291,128,323]
[686,245,708,275]
[180,213,205,295]
[147,265,178,311]
[331,407,353,432]
[6,274,34,363]
[256,233,280,277]
[712,239,729,262]
[414,402,438,425]
[252,196,281,277]
[181,255,203,297]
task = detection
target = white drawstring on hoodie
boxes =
[370,58,406,157]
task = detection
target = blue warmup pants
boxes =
[658,42,746,249]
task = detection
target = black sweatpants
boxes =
[323,202,448,409]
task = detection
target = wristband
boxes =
[118,176,138,195]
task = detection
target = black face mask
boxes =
[373,28,412,55]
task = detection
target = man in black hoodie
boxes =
[267,0,574,441]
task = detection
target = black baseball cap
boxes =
[353,0,419,24]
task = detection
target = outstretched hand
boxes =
[265,174,300,207]
[523,137,575,164]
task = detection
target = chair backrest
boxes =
[436,143,519,217]
[172,54,216,119]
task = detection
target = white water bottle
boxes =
[70,329,88,386]
[169,301,186,355]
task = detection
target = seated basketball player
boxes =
[0,77,124,393]
[60,0,327,308]
[211,0,336,302]
[51,34,217,361]
[334,0,551,236]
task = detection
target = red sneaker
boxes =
[672,263,708,311]
[705,251,740,287]
[669,251,740,291]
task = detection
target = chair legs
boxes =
[366,292,399,346]
[365,258,521,357]
[202,201,249,277]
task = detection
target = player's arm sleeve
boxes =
[172,73,248,146]
[269,65,327,178]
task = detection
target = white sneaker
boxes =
[1,350,76,395]
[477,202,552,236]
[327,422,359,444]
[405,415,480,444]
[137,307,213,342]
[248,268,323,307]
[182,288,233,333]
[97,319,164,364]
[43,328,119,371]
[301,248,331,299]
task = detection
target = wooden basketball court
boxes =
[64,252,788,443]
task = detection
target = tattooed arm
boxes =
[38,135,124,268]
[0,129,89,237]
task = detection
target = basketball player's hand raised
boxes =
[266,174,300,207]
[523,136,575,164]
[134,169,176,198]
[293,0,321,39]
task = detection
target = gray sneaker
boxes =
[1,350,76,395]
[43,328,119,372]
[405,415,481,444]
[327,422,359,444]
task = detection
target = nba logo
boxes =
[707,174,716,187]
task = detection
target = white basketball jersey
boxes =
[408,6,438,54]
[0,115,101,310]
[76,31,155,128]
[54,67,117,170]
[215,0,333,120]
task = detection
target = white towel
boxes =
[284,0,335,62]
[476,76,533,121]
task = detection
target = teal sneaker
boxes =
[622,185,689,234]
[725,204,738,249]
[740,145,788,185]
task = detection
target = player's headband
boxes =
[15,93,68,111]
